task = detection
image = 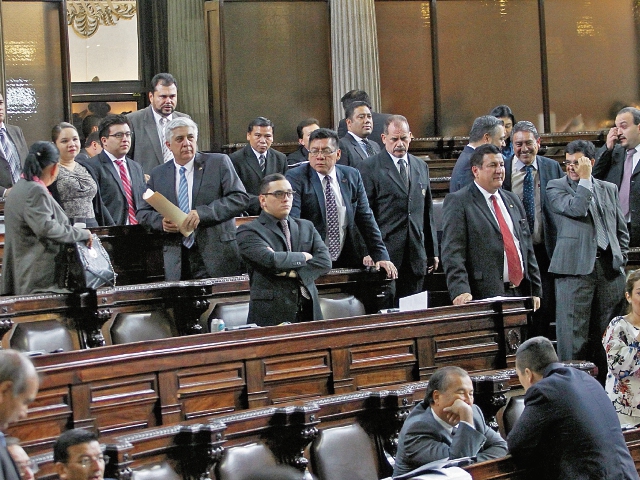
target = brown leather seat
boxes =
[132,461,181,480]
[209,301,249,329]
[216,443,278,480]
[110,310,176,344]
[10,320,75,353]
[318,293,365,320]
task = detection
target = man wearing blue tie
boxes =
[137,118,249,280]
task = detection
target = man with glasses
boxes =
[237,173,331,326]
[53,429,113,480]
[86,115,147,225]
[547,140,628,385]
[138,118,249,280]
[338,101,380,168]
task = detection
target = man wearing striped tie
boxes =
[137,118,249,280]
[0,94,28,198]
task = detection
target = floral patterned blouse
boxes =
[603,315,640,417]
[56,163,97,220]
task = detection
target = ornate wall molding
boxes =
[67,1,137,39]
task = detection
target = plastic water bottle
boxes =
[211,318,226,332]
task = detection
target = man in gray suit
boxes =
[0,350,39,480]
[547,140,629,384]
[338,101,380,168]
[0,94,28,198]
[127,73,191,174]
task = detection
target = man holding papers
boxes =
[137,118,249,280]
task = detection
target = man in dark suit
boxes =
[358,115,438,303]
[393,366,507,477]
[503,121,564,338]
[237,174,332,326]
[287,118,319,167]
[0,350,39,480]
[547,140,628,383]
[442,144,542,307]
[86,115,146,226]
[75,131,102,164]
[137,118,249,280]
[508,336,638,480]
[286,128,396,278]
[230,117,288,216]
[593,106,640,247]
[449,115,506,193]
[0,94,28,199]
[127,73,191,174]
[338,101,380,169]
[54,429,115,480]
[337,90,390,149]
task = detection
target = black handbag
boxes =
[64,234,117,291]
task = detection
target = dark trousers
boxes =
[180,243,208,280]
[530,243,556,338]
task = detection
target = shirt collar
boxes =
[174,157,195,173]
[251,147,267,160]
[348,131,366,143]
[315,167,337,185]
[152,109,172,126]
[104,150,125,163]
[387,151,408,164]
[514,156,538,172]
[474,181,500,202]
[430,407,455,433]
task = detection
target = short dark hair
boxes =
[469,116,503,143]
[308,128,339,150]
[424,366,469,405]
[98,114,131,142]
[383,115,410,135]
[345,101,372,121]
[470,143,501,168]
[248,117,274,133]
[150,73,177,93]
[515,336,558,375]
[53,429,99,464]
[511,121,540,140]
[259,173,287,195]
[340,90,370,110]
[489,105,515,126]
[296,118,319,139]
[82,114,103,139]
[85,131,101,147]
[565,140,596,160]
[22,142,59,182]
[617,107,640,125]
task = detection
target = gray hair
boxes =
[511,120,539,140]
[164,117,198,143]
[0,350,37,395]
[469,116,503,143]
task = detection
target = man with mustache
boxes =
[593,107,640,247]
[358,115,438,303]
[441,144,542,308]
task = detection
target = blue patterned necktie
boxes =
[178,166,194,248]
[523,165,535,234]
[0,129,21,183]
[361,138,375,157]
[325,176,340,261]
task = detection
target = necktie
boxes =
[259,154,266,173]
[591,193,609,250]
[399,158,409,187]
[490,195,523,286]
[279,219,311,300]
[115,159,138,225]
[522,165,535,234]
[0,128,21,183]
[178,166,194,248]
[324,176,341,261]
[362,139,375,157]
[159,117,173,163]
[620,148,636,217]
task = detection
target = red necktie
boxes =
[490,195,523,286]
[115,159,138,225]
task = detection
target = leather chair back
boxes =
[132,461,180,480]
[216,443,278,480]
[10,320,75,353]
[318,293,365,320]
[502,395,525,436]
[209,301,249,329]
[110,310,175,344]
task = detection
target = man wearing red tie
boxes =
[441,144,542,308]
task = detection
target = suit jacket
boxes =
[507,363,638,480]
[286,146,308,167]
[503,155,564,258]
[0,124,29,196]
[358,152,438,276]
[137,153,250,280]
[230,145,288,216]
[337,133,380,168]
[594,144,640,247]
[441,183,543,300]
[85,151,147,226]
[236,211,332,326]
[0,443,21,480]
[393,402,507,477]
[449,145,476,193]
[127,106,191,174]
[337,111,391,149]
[286,163,389,266]
[546,176,628,275]
[1,179,89,296]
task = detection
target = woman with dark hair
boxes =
[50,122,113,227]
[1,141,92,295]
[489,105,515,159]
[603,269,640,426]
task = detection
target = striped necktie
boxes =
[0,128,21,183]
[179,166,194,248]
[115,159,138,225]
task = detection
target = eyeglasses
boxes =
[308,148,337,157]
[72,454,109,468]
[15,459,38,475]
[263,190,295,200]
[563,161,580,167]
[108,132,132,140]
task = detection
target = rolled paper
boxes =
[142,188,194,237]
